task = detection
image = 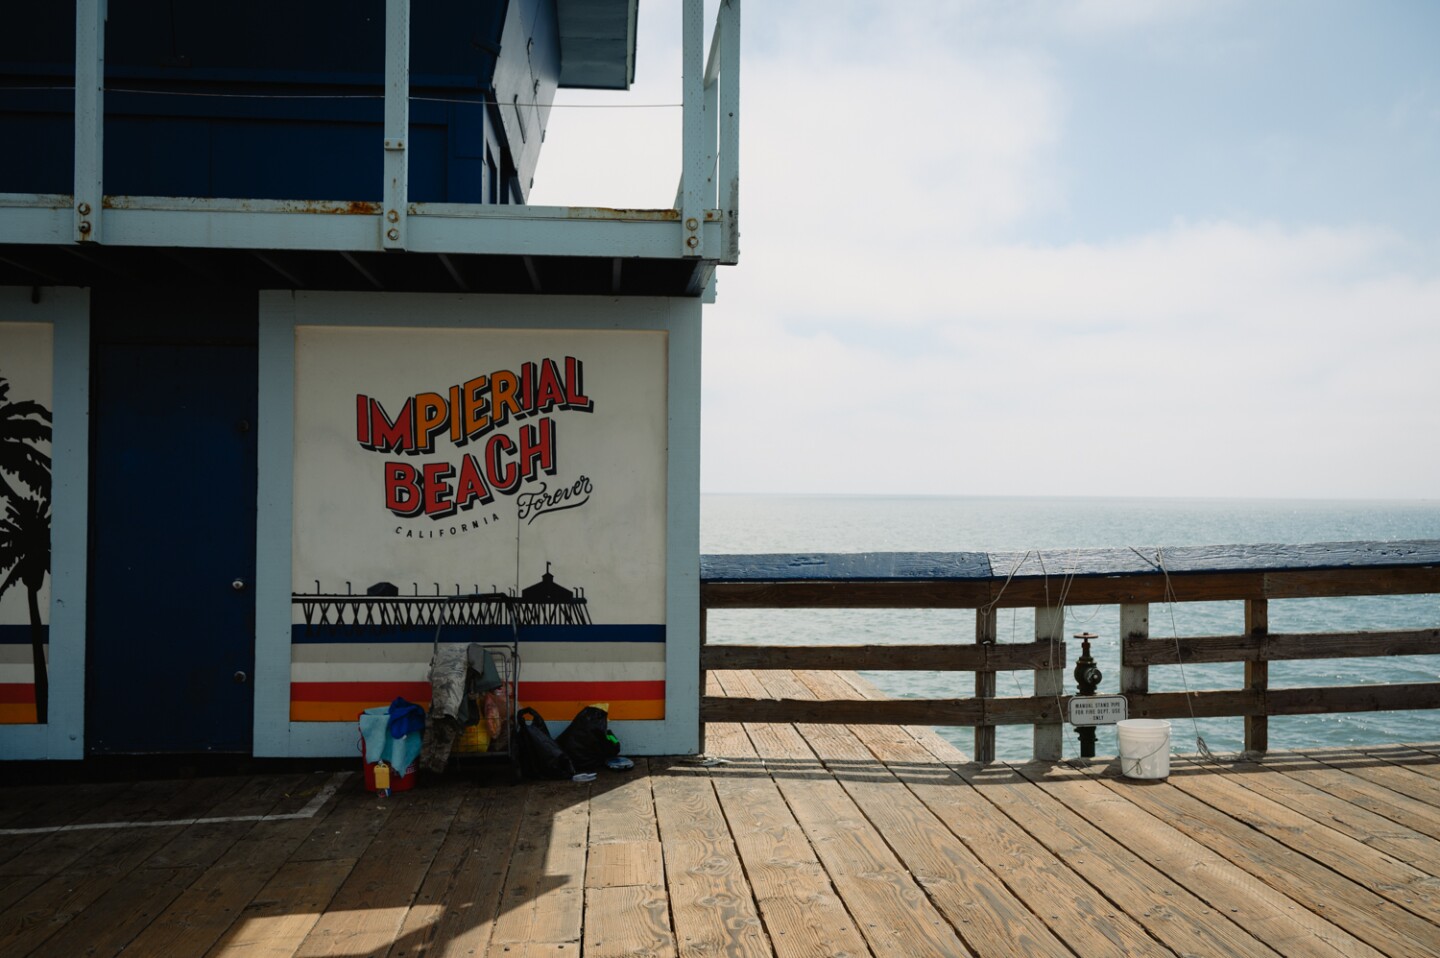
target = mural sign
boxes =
[0,322,53,725]
[290,325,668,724]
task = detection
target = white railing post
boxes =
[717,0,740,264]
[1119,603,1150,697]
[382,0,410,250]
[74,0,106,244]
[1034,605,1065,760]
[679,0,705,257]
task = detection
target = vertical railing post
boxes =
[698,605,708,755]
[74,0,106,244]
[1245,598,1269,754]
[974,607,997,763]
[679,0,706,257]
[1119,603,1150,698]
[1033,605,1065,760]
[382,0,410,250]
[717,0,740,264]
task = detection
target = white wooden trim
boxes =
[0,286,89,760]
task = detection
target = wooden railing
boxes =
[699,542,1440,762]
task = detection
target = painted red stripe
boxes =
[290,681,431,702]
[519,680,664,700]
[0,684,36,704]
[290,679,664,704]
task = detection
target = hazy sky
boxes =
[531,1,1440,500]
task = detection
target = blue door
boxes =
[87,298,257,753]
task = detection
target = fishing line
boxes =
[986,550,1032,697]
[1041,552,1080,725]
[1154,549,1220,765]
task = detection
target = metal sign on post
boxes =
[1068,695,1129,727]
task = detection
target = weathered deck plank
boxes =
[859,725,1176,957]
[787,669,1078,958]
[488,779,590,955]
[1098,762,1440,958]
[743,670,975,958]
[1016,761,1383,958]
[385,785,522,958]
[2,679,1439,958]
[951,760,1285,958]
[1218,756,1440,876]
[126,774,344,958]
[1164,761,1440,925]
[1253,751,1440,843]
[584,760,676,958]
[708,672,874,958]
[651,764,771,958]
[295,782,465,957]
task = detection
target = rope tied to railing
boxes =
[1153,548,1221,766]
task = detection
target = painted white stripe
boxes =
[290,640,664,665]
[290,661,667,685]
[291,662,429,683]
[0,663,35,683]
[291,643,432,664]
[520,641,665,664]
[0,646,37,665]
[521,662,666,683]
[0,771,351,836]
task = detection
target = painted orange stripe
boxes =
[0,703,38,724]
[521,680,664,700]
[290,700,434,722]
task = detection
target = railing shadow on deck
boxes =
[699,541,1440,762]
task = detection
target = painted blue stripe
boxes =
[0,625,47,646]
[290,623,665,645]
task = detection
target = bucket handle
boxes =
[1121,734,1170,774]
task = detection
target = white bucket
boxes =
[1116,719,1171,780]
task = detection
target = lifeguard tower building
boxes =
[0,0,740,760]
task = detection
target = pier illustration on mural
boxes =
[293,562,592,634]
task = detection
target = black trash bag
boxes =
[556,705,621,772]
[513,708,576,780]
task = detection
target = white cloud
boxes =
[704,221,1440,498]
[531,3,1440,501]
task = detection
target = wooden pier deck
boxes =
[2,671,1440,957]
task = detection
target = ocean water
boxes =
[700,495,1440,761]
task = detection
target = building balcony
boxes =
[0,0,739,297]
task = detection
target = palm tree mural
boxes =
[0,377,51,504]
[0,375,51,724]
[0,497,49,722]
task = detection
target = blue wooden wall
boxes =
[0,0,550,204]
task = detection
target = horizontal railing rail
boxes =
[699,542,1440,762]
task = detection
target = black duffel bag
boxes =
[513,708,576,780]
[556,705,621,772]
